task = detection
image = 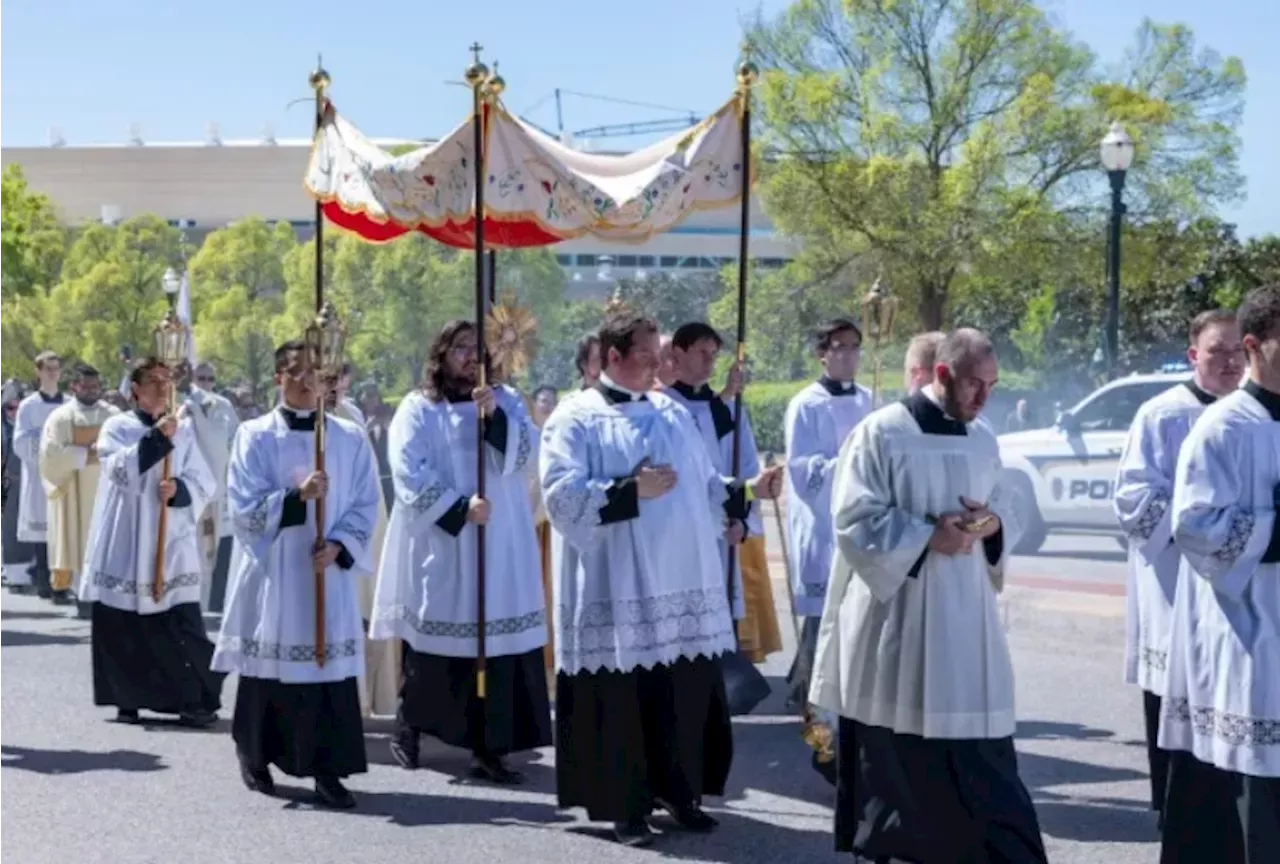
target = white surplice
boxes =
[784,380,873,616]
[13,391,65,543]
[810,395,1024,739]
[40,398,119,589]
[1114,383,1214,693]
[1161,385,1280,778]
[540,385,737,674]
[661,383,758,619]
[213,408,380,684]
[78,411,216,614]
[371,386,545,659]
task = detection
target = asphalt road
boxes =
[1,530,1155,864]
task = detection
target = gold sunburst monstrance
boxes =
[486,295,539,380]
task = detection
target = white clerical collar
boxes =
[279,403,315,418]
[599,372,647,401]
[923,385,961,422]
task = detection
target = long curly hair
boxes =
[423,319,490,402]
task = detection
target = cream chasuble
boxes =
[39,398,119,590]
[810,392,1024,739]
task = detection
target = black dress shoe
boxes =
[178,710,217,728]
[812,750,837,786]
[238,755,275,796]
[114,709,140,724]
[51,590,74,605]
[314,775,356,809]
[655,797,718,832]
[613,818,656,847]
[469,754,524,785]
[389,736,419,771]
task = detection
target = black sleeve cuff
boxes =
[280,489,307,528]
[436,496,470,537]
[723,483,750,522]
[333,541,354,570]
[483,407,509,456]
[983,528,1004,567]
[907,548,928,579]
[137,427,174,474]
[599,478,640,524]
[167,477,192,508]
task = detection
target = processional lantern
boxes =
[150,268,190,603]
[305,300,347,381]
[860,276,899,405]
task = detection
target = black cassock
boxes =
[834,392,1047,864]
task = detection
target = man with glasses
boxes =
[782,318,874,782]
[214,341,380,808]
[182,362,239,612]
[12,350,66,599]
[372,320,551,785]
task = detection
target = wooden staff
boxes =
[726,61,758,614]
[465,45,491,701]
[152,376,177,603]
[310,59,331,668]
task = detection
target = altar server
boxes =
[79,357,222,727]
[3,382,37,592]
[182,362,239,611]
[1160,285,1280,863]
[903,330,945,395]
[527,384,559,680]
[40,363,119,608]
[13,350,65,598]
[214,341,380,809]
[1113,309,1243,826]
[662,321,783,662]
[812,328,1047,864]
[542,311,741,847]
[783,318,873,773]
[373,320,551,785]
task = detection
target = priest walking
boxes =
[811,328,1047,864]
[214,341,380,809]
[40,363,118,611]
[541,311,739,847]
[1113,309,1242,827]
[12,350,65,599]
[78,357,222,727]
[372,320,551,784]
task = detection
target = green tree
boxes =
[188,218,298,399]
[613,271,726,333]
[747,1,1246,329]
[1,164,68,299]
[39,216,186,382]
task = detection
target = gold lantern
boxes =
[305,300,347,381]
[149,287,190,603]
[860,276,899,406]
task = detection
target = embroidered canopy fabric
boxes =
[304,99,747,249]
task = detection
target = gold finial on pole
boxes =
[309,54,330,95]
[464,42,489,88]
[737,59,760,92]
[484,61,506,102]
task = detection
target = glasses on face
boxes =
[826,343,862,357]
[195,375,215,384]
[451,344,478,359]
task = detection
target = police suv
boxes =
[995,368,1191,553]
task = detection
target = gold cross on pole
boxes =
[469,42,483,64]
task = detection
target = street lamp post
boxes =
[1099,121,1134,379]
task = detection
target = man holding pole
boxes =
[214,341,379,808]
[372,320,551,785]
[78,357,222,727]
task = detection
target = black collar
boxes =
[1244,381,1280,421]
[672,381,716,402]
[595,382,647,405]
[1183,380,1217,406]
[134,408,157,427]
[279,406,316,431]
[902,390,967,436]
[818,376,858,397]
[39,391,63,405]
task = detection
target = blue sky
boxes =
[2,0,1275,237]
